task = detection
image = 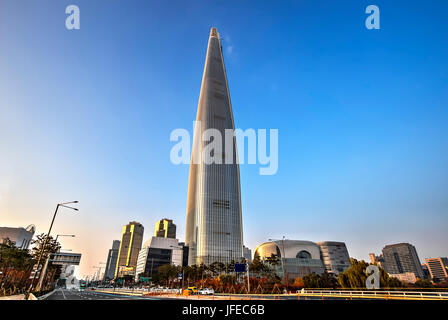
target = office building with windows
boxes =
[135,237,183,282]
[381,243,424,279]
[243,246,252,263]
[317,241,350,275]
[425,257,448,281]
[154,218,176,239]
[115,221,144,278]
[185,27,243,265]
[104,240,120,280]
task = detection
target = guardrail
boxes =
[295,289,448,300]
[91,287,448,301]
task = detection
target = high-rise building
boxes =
[381,243,424,279]
[185,27,243,265]
[104,240,120,280]
[317,241,351,275]
[425,257,448,281]
[243,246,252,263]
[135,237,183,282]
[154,219,176,239]
[115,221,144,278]
[0,225,35,249]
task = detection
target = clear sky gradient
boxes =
[1,0,447,278]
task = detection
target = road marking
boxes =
[60,289,67,300]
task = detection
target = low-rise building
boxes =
[0,225,35,249]
[254,240,325,281]
[389,272,417,284]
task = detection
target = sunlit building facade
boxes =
[425,257,448,281]
[185,27,243,265]
[115,221,144,278]
[254,240,325,281]
[317,241,350,275]
[154,218,176,239]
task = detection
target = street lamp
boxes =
[36,235,77,291]
[93,263,105,283]
[26,201,79,299]
[55,234,76,243]
[92,266,100,283]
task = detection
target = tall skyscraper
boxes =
[115,221,144,278]
[104,240,120,280]
[185,27,243,265]
[381,243,424,279]
[154,218,176,239]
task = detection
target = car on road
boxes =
[198,288,214,295]
[185,286,198,294]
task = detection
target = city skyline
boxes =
[1,0,448,279]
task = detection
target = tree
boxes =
[415,278,433,288]
[30,234,62,292]
[31,234,61,262]
[265,254,279,268]
[338,259,390,289]
[0,239,34,295]
[388,277,403,288]
[302,273,321,288]
[156,264,181,287]
[292,277,304,289]
[249,256,272,277]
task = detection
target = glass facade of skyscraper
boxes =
[185,27,243,265]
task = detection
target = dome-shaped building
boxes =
[254,240,325,280]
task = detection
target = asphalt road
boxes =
[43,289,346,300]
[43,288,157,300]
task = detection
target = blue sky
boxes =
[1,0,447,277]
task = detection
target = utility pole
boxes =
[246,261,250,294]
[25,201,78,300]
[281,236,288,291]
[269,237,288,291]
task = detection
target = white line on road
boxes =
[61,289,67,300]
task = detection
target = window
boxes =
[296,250,312,259]
[213,199,230,209]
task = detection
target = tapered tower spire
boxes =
[185,27,243,265]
